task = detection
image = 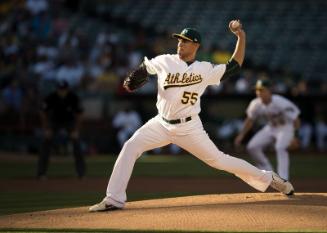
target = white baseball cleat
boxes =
[89,199,121,212]
[270,172,294,195]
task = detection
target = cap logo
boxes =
[172,28,201,44]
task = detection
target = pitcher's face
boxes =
[177,38,199,61]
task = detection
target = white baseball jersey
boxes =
[144,54,226,119]
[246,94,300,127]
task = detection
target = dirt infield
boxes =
[0,193,326,232]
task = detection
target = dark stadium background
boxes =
[0,0,326,155]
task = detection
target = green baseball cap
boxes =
[172,28,201,44]
[255,79,272,90]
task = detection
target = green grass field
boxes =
[1,153,327,179]
[0,153,326,233]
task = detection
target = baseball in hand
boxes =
[231,21,240,30]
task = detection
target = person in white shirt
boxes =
[235,79,301,180]
[89,20,294,212]
[112,107,142,147]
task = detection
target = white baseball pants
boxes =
[247,124,294,180]
[105,115,272,208]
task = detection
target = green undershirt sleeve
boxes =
[221,59,241,81]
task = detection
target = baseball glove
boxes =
[288,137,300,151]
[123,63,149,92]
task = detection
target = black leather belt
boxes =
[162,116,192,124]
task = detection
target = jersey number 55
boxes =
[181,91,198,105]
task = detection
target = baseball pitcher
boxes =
[89,20,294,212]
[235,79,301,180]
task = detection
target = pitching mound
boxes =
[1,193,326,232]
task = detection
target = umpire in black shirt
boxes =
[37,80,86,179]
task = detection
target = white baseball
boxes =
[231,21,240,30]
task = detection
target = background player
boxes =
[89,20,294,212]
[234,79,301,180]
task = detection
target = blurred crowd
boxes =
[0,0,326,153]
